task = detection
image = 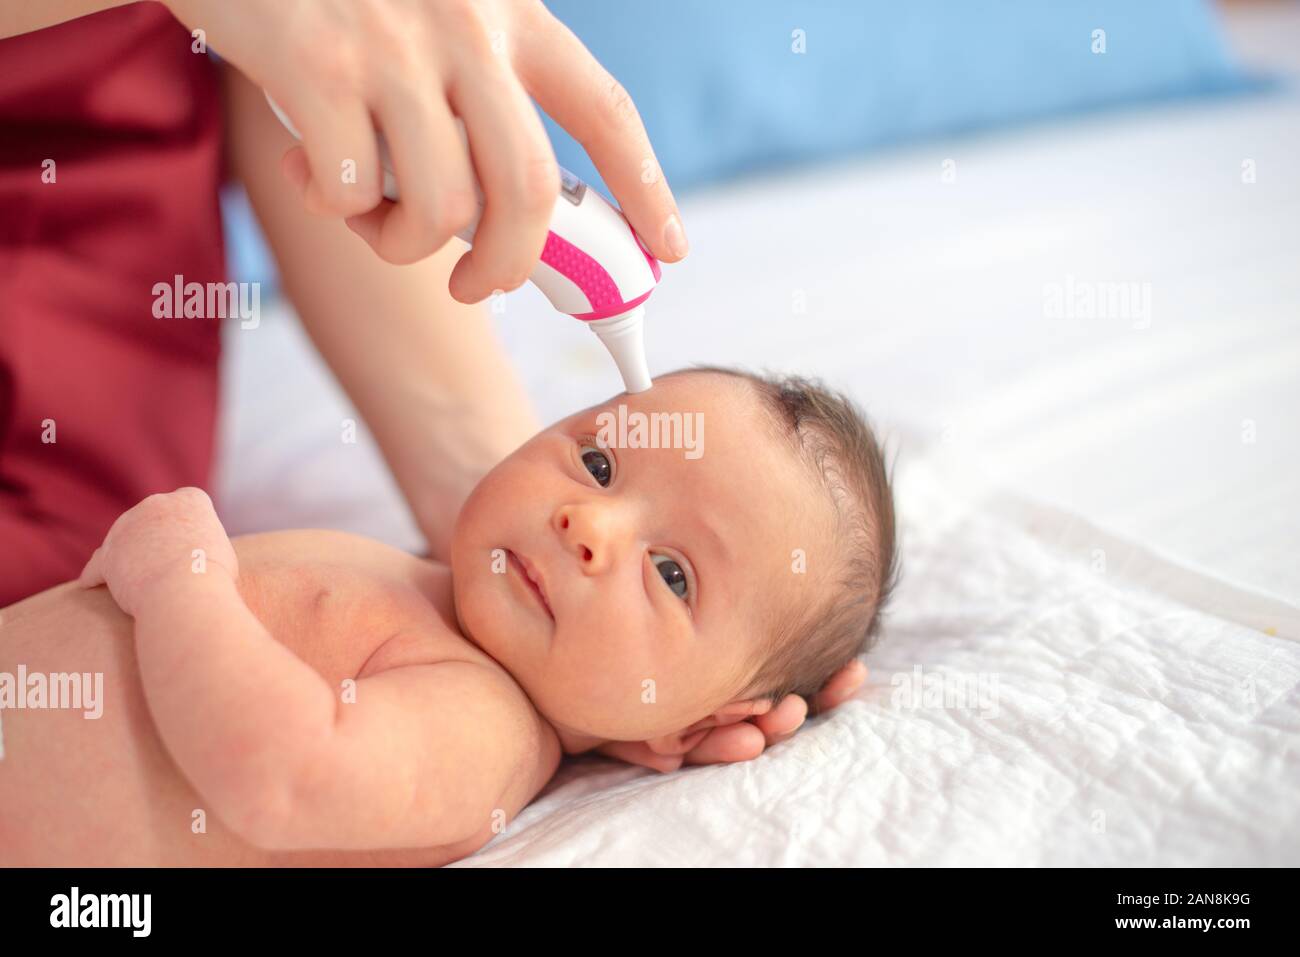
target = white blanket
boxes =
[214,5,1300,866]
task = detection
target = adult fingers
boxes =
[516,9,687,262]
[811,660,868,715]
[445,63,557,303]
[276,89,384,218]
[346,82,480,263]
[595,740,683,774]
[752,693,808,742]
[682,722,766,765]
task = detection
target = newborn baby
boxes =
[0,367,898,866]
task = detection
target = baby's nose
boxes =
[553,503,629,575]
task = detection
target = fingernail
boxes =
[663,214,689,259]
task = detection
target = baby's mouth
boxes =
[508,549,554,620]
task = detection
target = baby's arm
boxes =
[79,489,541,850]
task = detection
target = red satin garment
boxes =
[0,2,226,604]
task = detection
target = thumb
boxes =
[645,727,710,757]
[280,146,332,216]
[596,740,683,774]
[77,547,106,589]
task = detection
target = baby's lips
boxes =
[518,552,552,610]
[510,548,554,618]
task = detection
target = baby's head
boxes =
[450,366,899,743]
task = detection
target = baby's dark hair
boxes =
[668,365,900,715]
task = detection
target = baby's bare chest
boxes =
[231,530,491,682]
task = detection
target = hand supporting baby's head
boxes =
[449,366,899,745]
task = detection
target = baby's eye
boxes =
[651,553,689,600]
[578,442,613,487]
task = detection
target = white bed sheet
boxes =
[214,6,1300,866]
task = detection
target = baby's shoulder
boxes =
[378,654,564,827]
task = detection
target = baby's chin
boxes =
[445,609,702,745]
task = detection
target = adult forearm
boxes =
[0,0,136,39]
[222,65,539,560]
[282,236,540,560]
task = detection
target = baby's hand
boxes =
[77,487,238,617]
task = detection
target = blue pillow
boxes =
[224,0,1260,286]
[541,0,1260,195]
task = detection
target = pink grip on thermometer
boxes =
[265,92,658,393]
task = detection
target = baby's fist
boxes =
[78,487,238,617]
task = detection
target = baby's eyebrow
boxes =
[691,507,730,568]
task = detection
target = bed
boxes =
[213,4,1300,866]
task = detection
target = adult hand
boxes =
[597,660,870,773]
[165,0,688,297]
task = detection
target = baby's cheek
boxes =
[461,469,511,524]
[619,637,682,708]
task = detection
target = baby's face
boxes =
[450,372,832,741]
